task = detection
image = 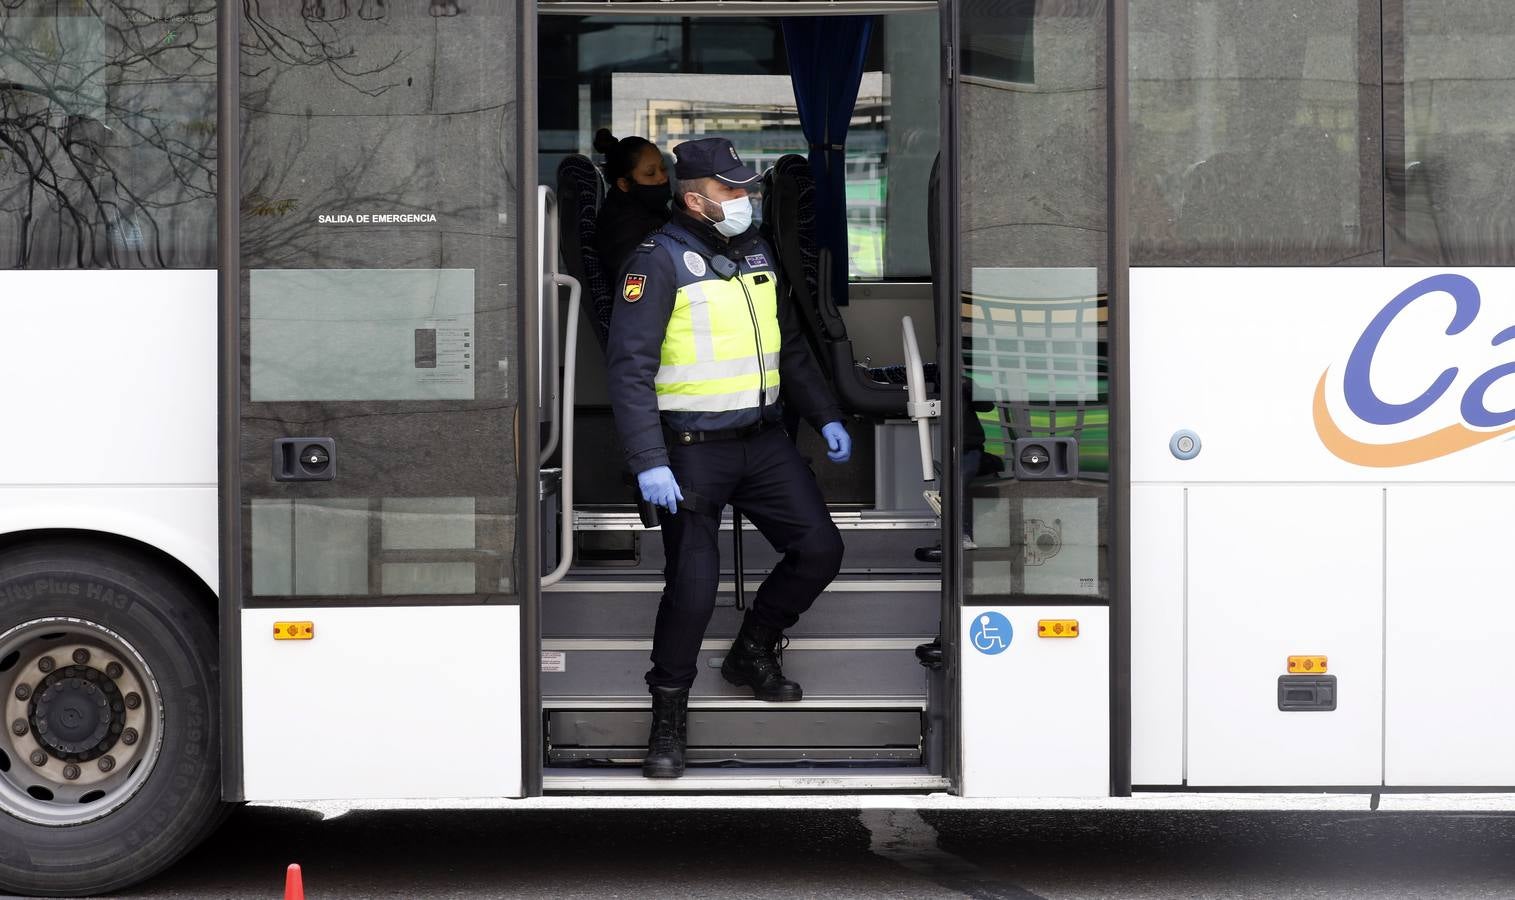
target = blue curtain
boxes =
[782,16,875,306]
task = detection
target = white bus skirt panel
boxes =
[961,606,1110,798]
[241,605,523,801]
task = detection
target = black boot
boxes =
[643,685,688,778]
[721,619,803,701]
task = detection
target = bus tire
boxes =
[0,539,224,897]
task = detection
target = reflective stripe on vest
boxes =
[656,269,782,413]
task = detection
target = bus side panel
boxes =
[1386,486,1515,786]
[1129,485,1184,786]
[241,606,521,800]
[961,606,1109,798]
[0,487,217,593]
[1186,486,1384,786]
[0,270,216,486]
[0,268,219,589]
[1133,266,1515,788]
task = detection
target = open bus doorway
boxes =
[533,3,958,788]
[531,0,1118,797]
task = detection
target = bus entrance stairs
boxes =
[541,508,942,778]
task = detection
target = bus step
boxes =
[565,510,943,576]
[542,578,941,639]
[540,639,930,701]
[545,705,924,768]
[542,767,949,793]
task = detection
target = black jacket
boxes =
[606,214,844,474]
[596,188,669,280]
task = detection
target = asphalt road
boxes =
[91,796,1515,899]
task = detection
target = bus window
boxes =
[239,1,522,602]
[1129,0,1382,266]
[957,0,1108,603]
[0,1,217,269]
[1387,0,1515,265]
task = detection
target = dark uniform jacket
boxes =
[595,187,669,281]
[606,214,843,475]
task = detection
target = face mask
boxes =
[627,181,670,216]
[697,194,753,238]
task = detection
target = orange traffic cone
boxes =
[284,863,305,900]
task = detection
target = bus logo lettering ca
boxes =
[1315,273,1515,466]
[970,612,1013,655]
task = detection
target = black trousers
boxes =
[646,426,844,689]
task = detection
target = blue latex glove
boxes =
[636,465,684,514]
[821,421,852,463]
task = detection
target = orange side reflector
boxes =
[273,621,315,641]
[1037,619,1079,638]
[1288,655,1327,673]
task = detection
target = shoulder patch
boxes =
[622,273,646,302]
[682,250,708,277]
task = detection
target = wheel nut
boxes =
[37,656,54,673]
[14,683,31,701]
[29,750,46,767]
[62,764,80,781]
[72,649,90,665]
[10,719,25,737]
[98,756,115,773]
[124,693,141,710]
[105,662,123,679]
[121,728,138,746]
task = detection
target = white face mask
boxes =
[697,193,753,238]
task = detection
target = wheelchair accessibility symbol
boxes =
[970,611,1013,655]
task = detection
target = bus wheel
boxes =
[0,541,223,897]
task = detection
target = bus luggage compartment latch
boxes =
[1278,674,1337,712]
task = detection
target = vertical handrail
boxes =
[542,270,581,588]
[538,186,563,461]
[902,314,940,482]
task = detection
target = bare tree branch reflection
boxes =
[0,0,421,269]
[0,0,217,268]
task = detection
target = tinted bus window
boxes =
[0,1,216,269]
[1387,0,1515,265]
[1129,0,1383,266]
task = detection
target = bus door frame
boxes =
[935,0,963,794]
[935,0,1132,797]
[215,0,545,801]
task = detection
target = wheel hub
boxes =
[30,665,123,763]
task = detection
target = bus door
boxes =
[227,0,537,801]
[941,0,1122,798]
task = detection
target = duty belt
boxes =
[663,420,777,446]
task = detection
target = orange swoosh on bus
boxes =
[1313,373,1515,467]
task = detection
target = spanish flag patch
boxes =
[622,273,646,302]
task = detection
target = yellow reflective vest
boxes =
[605,217,843,474]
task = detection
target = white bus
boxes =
[2,0,1513,894]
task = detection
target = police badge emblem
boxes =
[623,273,646,302]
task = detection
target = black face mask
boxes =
[626,181,671,217]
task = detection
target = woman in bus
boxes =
[595,129,673,277]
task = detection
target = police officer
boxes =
[605,137,852,779]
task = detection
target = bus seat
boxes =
[761,154,913,418]
[555,154,613,350]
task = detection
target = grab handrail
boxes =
[538,185,563,461]
[543,268,582,588]
[901,315,940,483]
